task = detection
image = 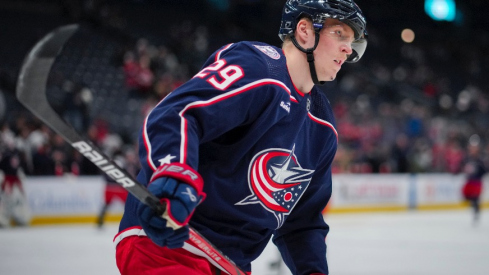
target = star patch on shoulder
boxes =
[253,45,280,60]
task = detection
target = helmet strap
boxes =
[290,31,325,85]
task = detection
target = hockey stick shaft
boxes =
[16,24,246,275]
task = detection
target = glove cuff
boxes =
[150,163,205,196]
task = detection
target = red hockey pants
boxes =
[116,235,226,275]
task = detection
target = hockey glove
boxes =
[137,163,206,248]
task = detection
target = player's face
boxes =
[315,19,355,81]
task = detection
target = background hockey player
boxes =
[462,139,487,224]
[114,0,368,274]
[96,151,130,228]
[0,128,31,227]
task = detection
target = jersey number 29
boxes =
[194,59,244,90]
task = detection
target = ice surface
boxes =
[1,209,488,275]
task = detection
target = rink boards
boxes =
[328,173,489,213]
[20,174,489,225]
[22,176,125,225]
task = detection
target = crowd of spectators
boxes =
[1,1,488,178]
[328,21,489,174]
[121,20,489,176]
[0,116,139,177]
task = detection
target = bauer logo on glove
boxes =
[137,163,206,248]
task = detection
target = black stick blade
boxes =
[17,24,78,103]
[16,25,80,143]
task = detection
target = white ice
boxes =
[1,209,488,275]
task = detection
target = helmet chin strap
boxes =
[290,31,325,85]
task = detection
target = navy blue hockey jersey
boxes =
[117,41,338,274]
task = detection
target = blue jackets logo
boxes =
[236,146,314,228]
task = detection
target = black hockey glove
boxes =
[137,163,206,248]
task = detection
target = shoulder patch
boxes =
[253,45,281,60]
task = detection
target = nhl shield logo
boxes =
[236,145,314,228]
[253,45,281,60]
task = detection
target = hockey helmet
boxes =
[279,0,367,63]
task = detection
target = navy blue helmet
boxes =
[279,0,367,63]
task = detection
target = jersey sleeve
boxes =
[138,42,293,184]
[272,164,332,275]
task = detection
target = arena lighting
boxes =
[207,0,229,11]
[425,0,456,21]
[401,29,415,43]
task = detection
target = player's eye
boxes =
[324,24,354,43]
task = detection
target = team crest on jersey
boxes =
[253,45,281,60]
[236,145,314,228]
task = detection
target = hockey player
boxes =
[96,151,129,228]
[462,141,487,224]
[114,0,367,274]
[0,130,31,227]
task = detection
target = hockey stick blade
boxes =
[16,24,246,275]
[16,24,164,214]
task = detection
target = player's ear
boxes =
[295,18,314,48]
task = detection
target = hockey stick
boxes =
[16,24,246,275]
